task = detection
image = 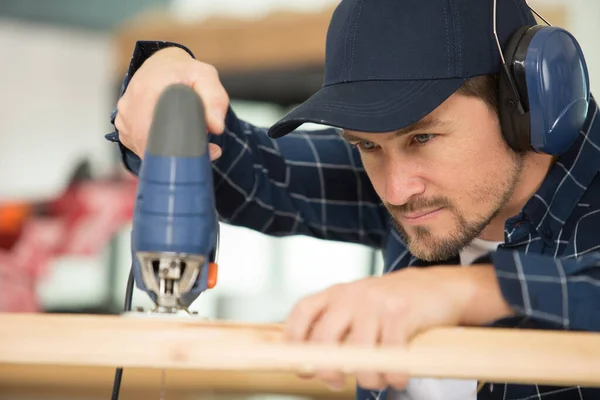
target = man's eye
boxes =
[411,134,435,145]
[357,140,378,151]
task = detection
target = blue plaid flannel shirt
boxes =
[106,41,600,400]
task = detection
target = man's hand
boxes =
[114,47,229,161]
[283,264,513,391]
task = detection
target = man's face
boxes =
[342,93,524,262]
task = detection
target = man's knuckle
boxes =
[326,282,343,295]
[114,115,123,131]
[116,97,127,112]
[207,92,229,110]
[369,287,408,315]
[356,373,386,390]
[385,373,409,390]
[293,298,313,316]
[196,61,218,78]
[364,286,383,304]
[214,90,230,108]
[317,371,344,384]
[205,62,219,76]
[385,296,409,316]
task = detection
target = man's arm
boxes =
[487,249,600,332]
[208,111,389,247]
[105,41,389,248]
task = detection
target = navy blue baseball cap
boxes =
[267,0,536,138]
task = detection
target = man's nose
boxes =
[383,158,426,206]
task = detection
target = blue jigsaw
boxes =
[130,83,220,313]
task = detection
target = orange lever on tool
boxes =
[207,262,218,289]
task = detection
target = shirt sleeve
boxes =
[105,40,389,249]
[490,249,600,332]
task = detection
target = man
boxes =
[106,0,600,399]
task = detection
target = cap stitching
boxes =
[309,81,434,110]
[309,82,443,116]
[441,0,452,75]
[347,0,364,79]
[341,0,361,81]
[315,83,441,116]
[325,73,467,83]
[450,0,463,75]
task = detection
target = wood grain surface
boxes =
[1,312,599,389]
[0,364,354,399]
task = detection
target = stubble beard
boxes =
[388,152,525,262]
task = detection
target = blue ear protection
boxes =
[497,20,591,155]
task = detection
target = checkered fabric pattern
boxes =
[106,41,600,400]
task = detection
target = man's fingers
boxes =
[379,294,411,346]
[191,67,229,135]
[322,373,347,392]
[114,94,148,156]
[380,310,411,391]
[284,286,354,391]
[307,304,352,388]
[113,113,132,148]
[308,303,351,342]
[283,292,329,342]
[346,311,386,390]
[209,143,222,161]
[385,373,410,391]
[113,45,231,159]
[113,108,125,133]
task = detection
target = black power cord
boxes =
[111,266,135,400]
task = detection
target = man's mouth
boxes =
[401,207,444,223]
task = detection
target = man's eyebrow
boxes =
[394,116,446,137]
[341,131,364,142]
[341,117,445,142]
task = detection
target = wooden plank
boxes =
[1,313,600,388]
[0,364,354,399]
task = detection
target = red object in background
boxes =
[0,161,138,312]
[0,258,38,313]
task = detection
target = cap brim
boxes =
[267,78,466,138]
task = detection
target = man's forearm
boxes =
[454,264,515,326]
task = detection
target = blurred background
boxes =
[0,0,598,399]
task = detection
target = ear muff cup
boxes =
[498,25,590,155]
